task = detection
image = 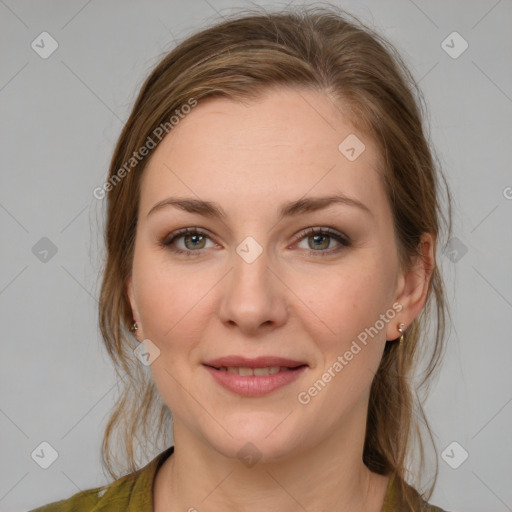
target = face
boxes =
[126,87,412,462]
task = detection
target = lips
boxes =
[203,355,308,369]
[202,355,308,397]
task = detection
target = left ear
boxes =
[386,232,436,340]
[126,274,143,340]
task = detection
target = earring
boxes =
[397,322,405,344]
[129,321,138,332]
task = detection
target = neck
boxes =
[153,419,390,512]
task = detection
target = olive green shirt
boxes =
[28,446,448,511]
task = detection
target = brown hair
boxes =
[98,5,452,509]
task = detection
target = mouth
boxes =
[202,356,309,397]
[207,365,305,376]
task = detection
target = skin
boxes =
[126,86,435,512]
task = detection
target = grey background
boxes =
[1,1,511,511]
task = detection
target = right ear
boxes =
[126,275,139,324]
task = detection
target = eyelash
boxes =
[160,227,351,258]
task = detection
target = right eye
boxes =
[161,227,217,256]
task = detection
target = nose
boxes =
[217,247,289,336]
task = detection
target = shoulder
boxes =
[27,446,175,512]
[26,485,110,512]
[383,473,452,512]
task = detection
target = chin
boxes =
[204,417,304,465]
[215,438,297,466]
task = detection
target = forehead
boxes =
[140,87,387,220]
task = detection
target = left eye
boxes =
[294,227,351,255]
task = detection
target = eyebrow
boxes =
[147,194,373,220]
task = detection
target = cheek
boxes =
[291,254,394,404]
[133,257,215,410]
[294,266,390,418]
[133,248,214,338]
[293,256,392,344]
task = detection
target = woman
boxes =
[31,5,452,511]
